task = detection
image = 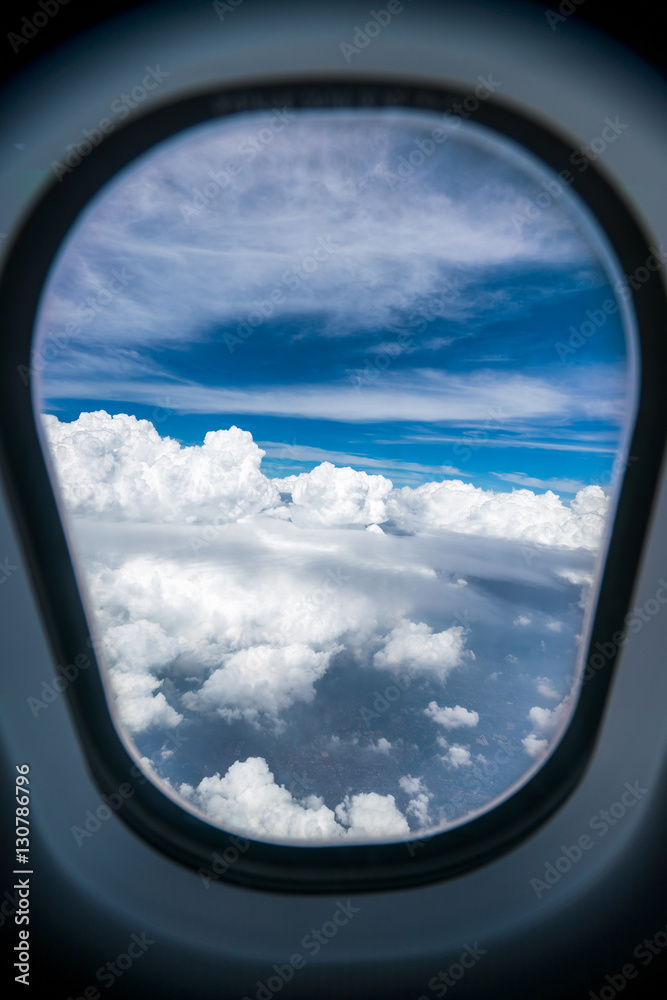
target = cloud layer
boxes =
[42,411,597,841]
[179,757,410,843]
[43,411,609,551]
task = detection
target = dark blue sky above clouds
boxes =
[35,108,633,494]
[33,108,636,843]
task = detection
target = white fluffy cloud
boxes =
[374,621,468,679]
[102,620,184,733]
[42,411,279,523]
[334,791,410,839]
[274,462,393,527]
[522,693,573,761]
[424,702,480,729]
[399,775,424,796]
[44,413,609,559]
[399,775,433,827]
[179,757,409,842]
[528,701,568,734]
[386,480,608,552]
[108,670,183,733]
[536,677,559,700]
[182,643,337,727]
[522,734,549,759]
[441,745,472,768]
[40,412,601,841]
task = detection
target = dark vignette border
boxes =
[0,80,665,895]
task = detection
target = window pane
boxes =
[32,106,637,844]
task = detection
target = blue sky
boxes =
[34,107,634,496]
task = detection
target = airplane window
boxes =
[30,94,637,848]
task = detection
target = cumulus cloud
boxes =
[181,643,338,728]
[42,411,279,524]
[399,775,424,796]
[557,568,594,586]
[275,462,393,527]
[424,702,480,729]
[374,621,468,679]
[179,758,342,841]
[528,700,568,734]
[108,670,183,733]
[102,620,184,733]
[399,774,433,827]
[334,791,410,839]
[180,755,415,842]
[386,481,609,552]
[44,413,609,559]
[441,745,472,768]
[522,693,573,762]
[522,734,549,759]
[536,677,560,700]
[179,757,412,843]
[40,412,604,841]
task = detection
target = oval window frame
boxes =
[0,79,665,893]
